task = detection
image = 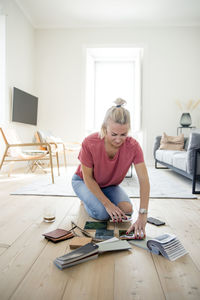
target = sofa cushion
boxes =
[159,132,184,151]
[155,149,165,162]
[173,152,187,171]
[155,150,182,165]
[186,132,200,174]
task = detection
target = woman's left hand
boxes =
[126,214,147,239]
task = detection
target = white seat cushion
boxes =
[155,150,182,165]
[173,152,187,171]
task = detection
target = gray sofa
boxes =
[153,132,200,194]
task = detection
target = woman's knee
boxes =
[117,201,133,214]
[72,176,110,220]
[86,205,109,221]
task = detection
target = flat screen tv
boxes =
[12,87,38,125]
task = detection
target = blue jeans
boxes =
[72,174,132,220]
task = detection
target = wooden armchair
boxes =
[0,127,58,183]
[35,130,67,168]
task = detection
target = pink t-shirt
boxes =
[75,132,144,187]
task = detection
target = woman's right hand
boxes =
[104,201,127,222]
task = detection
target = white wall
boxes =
[2,0,35,139]
[35,27,200,162]
[0,0,36,170]
[1,1,200,165]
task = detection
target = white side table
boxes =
[177,126,196,136]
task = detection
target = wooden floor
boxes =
[0,167,200,300]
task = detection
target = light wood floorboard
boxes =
[0,168,200,300]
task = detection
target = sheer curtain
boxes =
[0,15,6,125]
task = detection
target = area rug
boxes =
[11,167,200,199]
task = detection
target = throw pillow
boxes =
[159,132,184,151]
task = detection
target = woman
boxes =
[72,98,150,238]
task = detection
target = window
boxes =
[94,60,134,130]
[85,48,143,137]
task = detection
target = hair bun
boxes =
[114,98,127,107]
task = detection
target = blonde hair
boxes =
[100,98,131,139]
